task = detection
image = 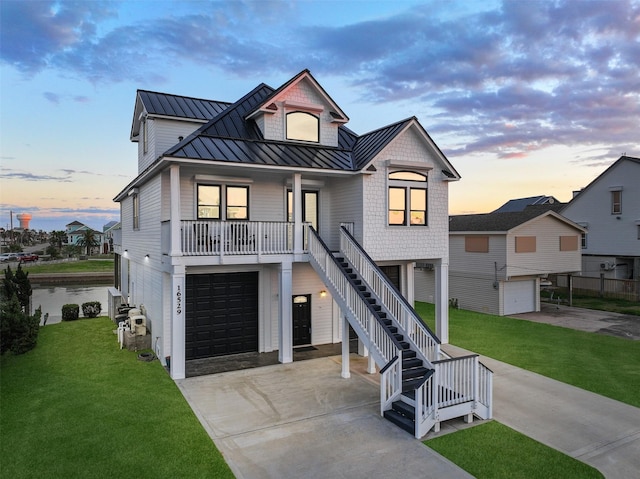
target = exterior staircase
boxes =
[308,225,492,438]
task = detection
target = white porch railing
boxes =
[170,220,296,256]
[339,226,441,363]
[415,354,493,438]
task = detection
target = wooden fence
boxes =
[552,274,639,302]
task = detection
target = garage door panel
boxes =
[504,280,536,315]
[186,272,258,360]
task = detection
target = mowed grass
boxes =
[11,259,114,274]
[416,302,640,408]
[425,421,603,479]
[0,318,234,479]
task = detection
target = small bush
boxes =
[0,296,41,355]
[62,304,79,321]
[81,301,102,318]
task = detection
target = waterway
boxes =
[31,284,110,325]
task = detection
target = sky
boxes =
[1,0,639,233]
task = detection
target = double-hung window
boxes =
[132,193,140,230]
[611,190,622,214]
[197,184,248,220]
[388,171,428,226]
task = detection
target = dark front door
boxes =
[292,294,312,346]
[185,272,259,360]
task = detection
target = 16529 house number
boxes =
[176,285,182,314]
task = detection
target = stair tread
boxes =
[384,410,414,435]
[392,400,416,420]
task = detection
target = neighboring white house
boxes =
[561,155,640,281]
[112,70,493,437]
[416,206,585,315]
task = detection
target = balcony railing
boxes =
[163,221,304,256]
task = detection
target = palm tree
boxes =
[76,228,99,256]
[49,230,66,250]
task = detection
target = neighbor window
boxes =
[388,171,427,226]
[515,236,536,253]
[132,193,140,230]
[465,236,489,253]
[611,190,622,214]
[197,184,248,220]
[286,112,319,142]
[581,232,588,249]
[559,235,578,251]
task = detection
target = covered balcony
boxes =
[161,220,310,260]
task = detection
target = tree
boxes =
[1,264,39,355]
[49,230,66,249]
[76,228,99,256]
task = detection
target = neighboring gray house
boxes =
[112,70,492,437]
[416,206,585,315]
[561,155,640,281]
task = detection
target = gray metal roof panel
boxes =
[352,119,410,169]
[138,90,230,120]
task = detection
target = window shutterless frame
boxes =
[388,170,427,226]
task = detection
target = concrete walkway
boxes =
[178,347,640,479]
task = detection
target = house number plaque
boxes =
[176,285,182,315]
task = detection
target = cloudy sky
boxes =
[1,0,638,232]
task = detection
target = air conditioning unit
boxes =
[415,262,434,270]
[600,262,616,271]
[129,315,147,336]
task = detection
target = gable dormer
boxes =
[245,70,348,148]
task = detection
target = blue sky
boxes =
[1,0,639,232]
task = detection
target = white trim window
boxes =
[197,184,249,220]
[388,171,428,226]
[132,193,140,230]
[286,111,319,143]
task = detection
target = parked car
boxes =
[0,253,19,262]
[17,252,38,263]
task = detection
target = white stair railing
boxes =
[339,227,441,362]
[307,227,402,369]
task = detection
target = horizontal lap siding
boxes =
[449,272,500,315]
[507,217,582,277]
[450,235,506,278]
[414,269,436,303]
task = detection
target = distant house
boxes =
[561,155,640,281]
[102,221,120,254]
[65,221,104,252]
[111,69,493,437]
[415,206,585,315]
[492,195,561,213]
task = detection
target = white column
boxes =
[170,268,186,379]
[435,259,449,344]
[279,261,293,363]
[341,315,351,378]
[405,261,415,304]
[170,164,182,257]
[292,173,303,254]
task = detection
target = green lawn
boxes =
[425,421,603,479]
[416,302,640,408]
[0,318,234,479]
[8,259,114,274]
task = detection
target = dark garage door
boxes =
[185,272,259,360]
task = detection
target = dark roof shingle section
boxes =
[138,90,230,120]
[450,204,566,232]
[493,195,559,213]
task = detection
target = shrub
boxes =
[62,304,80,321]
[81,301,102,318]
[0,295,41,355]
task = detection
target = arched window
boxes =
[388,170,427,226]
[286,112,319,142]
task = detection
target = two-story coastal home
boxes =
[561,155,640,281]
[113,70,492,437]
[416,206,585,315]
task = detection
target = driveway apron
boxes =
[177,355,473,479]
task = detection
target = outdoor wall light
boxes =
[320,290,327,298]
[145,254,150,259]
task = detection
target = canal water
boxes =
[31,284,110,325]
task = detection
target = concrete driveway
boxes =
[177,355,474,479]
[510,302,640,340]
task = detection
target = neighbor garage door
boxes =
[503,280,536,315]
[185,272,258,360]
